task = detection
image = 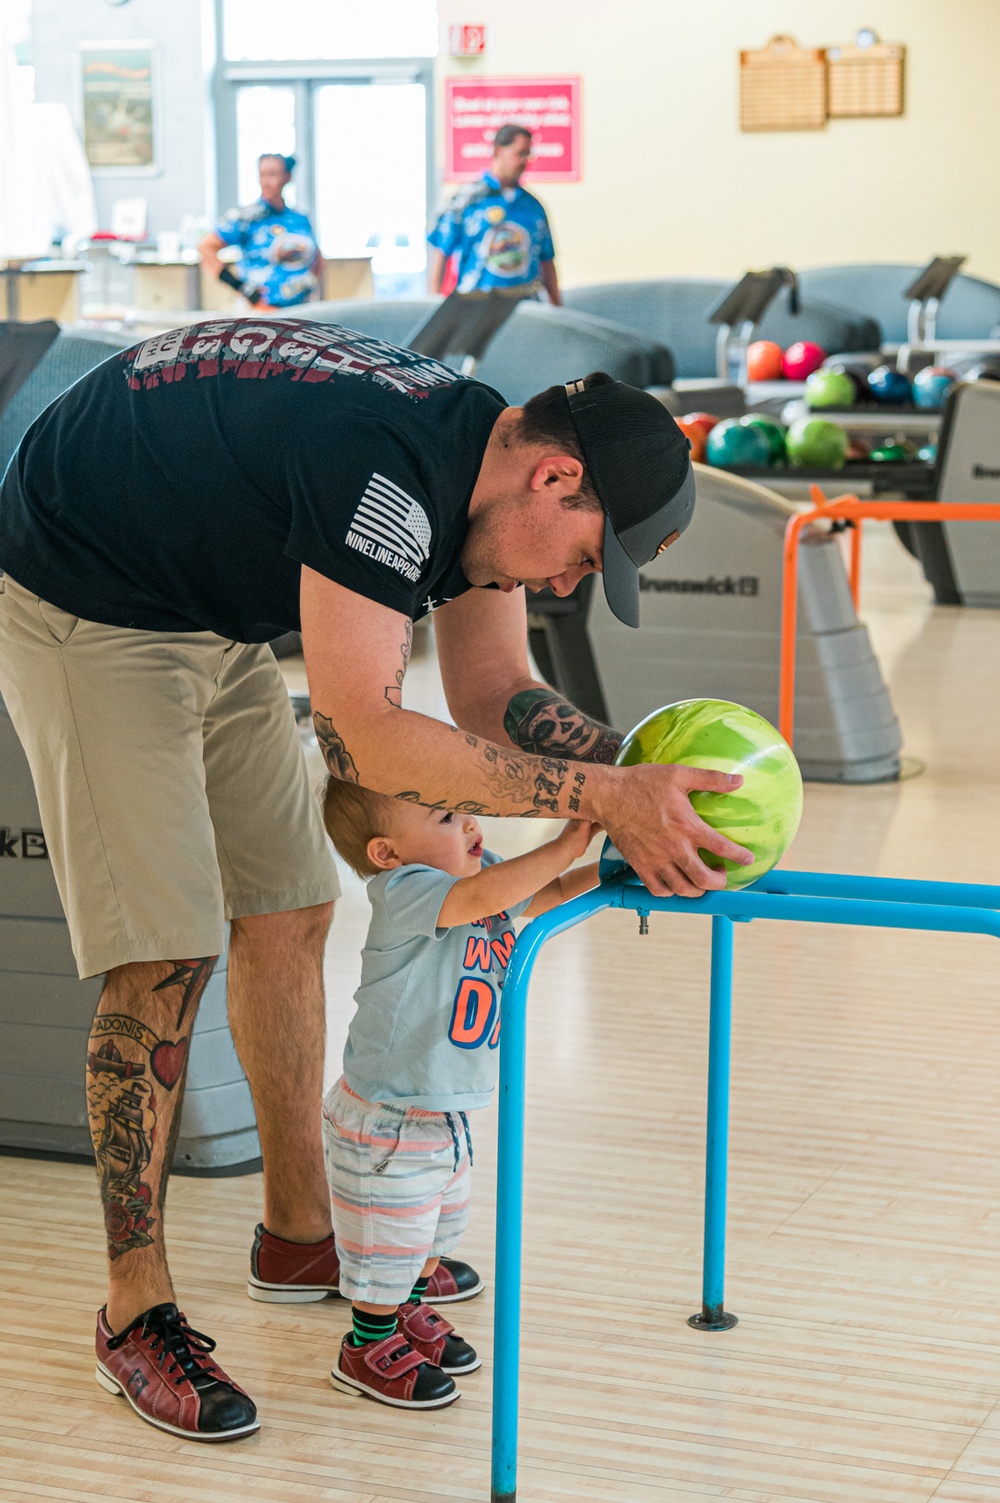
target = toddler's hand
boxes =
[556,819,602,861]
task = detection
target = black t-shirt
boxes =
[0,318,506,640]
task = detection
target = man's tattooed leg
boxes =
[152,956,215,1029]
[504,687,622,764]
[313,710,360,782]
[89,956,216,1324]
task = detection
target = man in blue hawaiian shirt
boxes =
[200,153,324,311]
[428,125,562,304]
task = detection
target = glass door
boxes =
[313,81,428,299]
[221,66,432,299]
[234,86,298,209]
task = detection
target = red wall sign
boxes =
[444,76,582,182]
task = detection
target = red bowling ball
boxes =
[782,341,827,380]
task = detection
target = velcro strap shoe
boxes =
[397,1299,481,1374]
[424,1255,485,1305]
[330,1331,459,1408]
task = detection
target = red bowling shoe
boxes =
[95,1302,258,1440]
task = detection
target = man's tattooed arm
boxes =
[503,688,622,765]
[392,745,570,817]
[384,620,412,709]
[314,653,590,816]
[314,711,360,783]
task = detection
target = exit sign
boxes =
[447,24,491,55]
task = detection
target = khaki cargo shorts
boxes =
[0,574,339,978]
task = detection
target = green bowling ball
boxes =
[785,417,848,469]
[739,414,787,464]
[870,440,913,462]
[615,698,804,890]
[805,369,856,409]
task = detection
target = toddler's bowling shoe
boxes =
[423,1255,484,1304]
[397,1299,481,1374]
[95,1302,258,1440]
[248,1222,483,1303]
[331,1331,459,1408]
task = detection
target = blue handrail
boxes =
[490,868,1000,1501]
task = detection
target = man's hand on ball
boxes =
[597,764,754,898]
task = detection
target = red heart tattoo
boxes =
[150,1039,188,1090]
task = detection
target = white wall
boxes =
[27,0,1000,286]
[30,0,214,237]
[435,0,1000,287]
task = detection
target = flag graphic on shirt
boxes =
[345,473,432,584]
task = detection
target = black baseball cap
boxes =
[563,374,696,627]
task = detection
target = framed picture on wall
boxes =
[80,41,160,174]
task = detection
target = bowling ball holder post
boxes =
[780,486,1000,749]
[707,267,798,383]
[490,864,1000,1502]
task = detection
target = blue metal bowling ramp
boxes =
[490,864,1000,1502]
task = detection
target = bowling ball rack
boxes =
[722,460,935,494]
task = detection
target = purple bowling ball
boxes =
[867,365,912,406]
[912,366,957,410]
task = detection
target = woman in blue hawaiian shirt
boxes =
[200,154,324,311]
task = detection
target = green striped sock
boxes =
[351,1307,397,1347]
[408,1276,430,1304]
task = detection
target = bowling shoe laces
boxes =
[247,1222,484,1304]
[331,1330,459,1409]
[396,1298,481,1374]
[95,1302,259,1440]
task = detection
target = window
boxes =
[313,83,427,276]
[222,0,438,61]
[217,2,437,297]
[235,87,296,208]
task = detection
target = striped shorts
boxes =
[322,1077,473,1305]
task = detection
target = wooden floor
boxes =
[3,524,1000,1501]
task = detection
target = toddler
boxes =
[322,777,599,1409]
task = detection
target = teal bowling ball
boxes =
[917,442,938,464]
[805,368,855,409]
[615,698,804,890]
[705,418,771,468]
[912,366,957,410]
[785,417,848,469]
[739,414,786,464]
